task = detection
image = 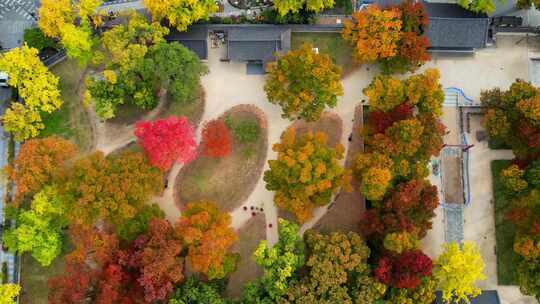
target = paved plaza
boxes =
[0,0,38,50]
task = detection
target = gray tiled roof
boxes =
[228,40,280,61]
[424,2,488,49]
[434,290,501,304]
[228,27,284,41]
[166,26,208,60]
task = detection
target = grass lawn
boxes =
[225,214,265,299]
[492,159,518,285]
[19,254,66,304]
[291,32,356,76]
[176,109,267,212]
[161,87,205,127]
[41,59,93,151]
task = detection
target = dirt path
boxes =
[96,93,168,155]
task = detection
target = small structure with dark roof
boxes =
[434,290,501,304]
[424,2,489,52]
[166,25,209,60]
[226,26,291,71]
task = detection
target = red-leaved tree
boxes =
[120,218,183,303]
[374,249,433,289]
[135,116,197,171]
[201,119,232,157]
[48,261,98,304]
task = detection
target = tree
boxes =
[48,261,98,304]
[273,0,335,16]
[264,43,343,121]
[361,179,439,239]
[24,27,58,51]
[375,249,432,289]
[143,0,217,31]
[117,204,165,242]
[7,136,77,204]
[88,12,170,118]
[243,218,305,303]
[458,0,498,13]
[135,116,197,171]
[500,164,528,194]
[434,241,486,304]
[0,45,62,140]
[61,151,163,226]
[264,128,351,223]
[283,230,386,304]
[0,284,21,304]
[383,231,420,254]
[342,5,402,63]
[38,0,102,63]
[481,79,540,159]
[4,186,68,266]
[169,277,227,304]
[148,42,208,103]
[120,218,183,302]
[201,119,232,158]
[176,201,239,280]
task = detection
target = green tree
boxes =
[434,241,486,304]
[23,27,58,51]
[458,0,498,13]
[169,277,226,304]
[243,218,305,303]
[265,43,343,121]
[147,42,208,103]
[4,186,68,266]
[264,128,350,223]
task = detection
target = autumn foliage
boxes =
[342,1,430,74]
[375,250,433,289]
[201,119,232,157]
[176,201,239,280]
[135,116,197,170]
[265,43,344,121]
[7,136,77,205]
[264,128,351,223]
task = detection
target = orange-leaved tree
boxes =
[175,201,238,280]
[60,151,163,227]
[7,136,77,205]
[342,5,402,64]
[201,119,232,158]
[264,43,343,122]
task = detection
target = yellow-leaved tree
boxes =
[144,0,217,31]
[0,283,21,304]
[434,241,486,304]
[274,0,335,16]
[38,0,102,64]
[0,45,61,140]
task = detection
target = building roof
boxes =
[226,27,291,66]
[434,290,501,304]
[424,2,489,50]
[166,26,208,60]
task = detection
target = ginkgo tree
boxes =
[0,45,62,140]
[144,0,217,31]
[434,241,486,303]
[38,0,103,64]
[273,0,335,16]
[0,283,21,304]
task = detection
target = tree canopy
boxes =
[264,128,351,223]
[143,0,217,31]
[0,45,62,140]
[273,0,335,16]
[265,43,343,121]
